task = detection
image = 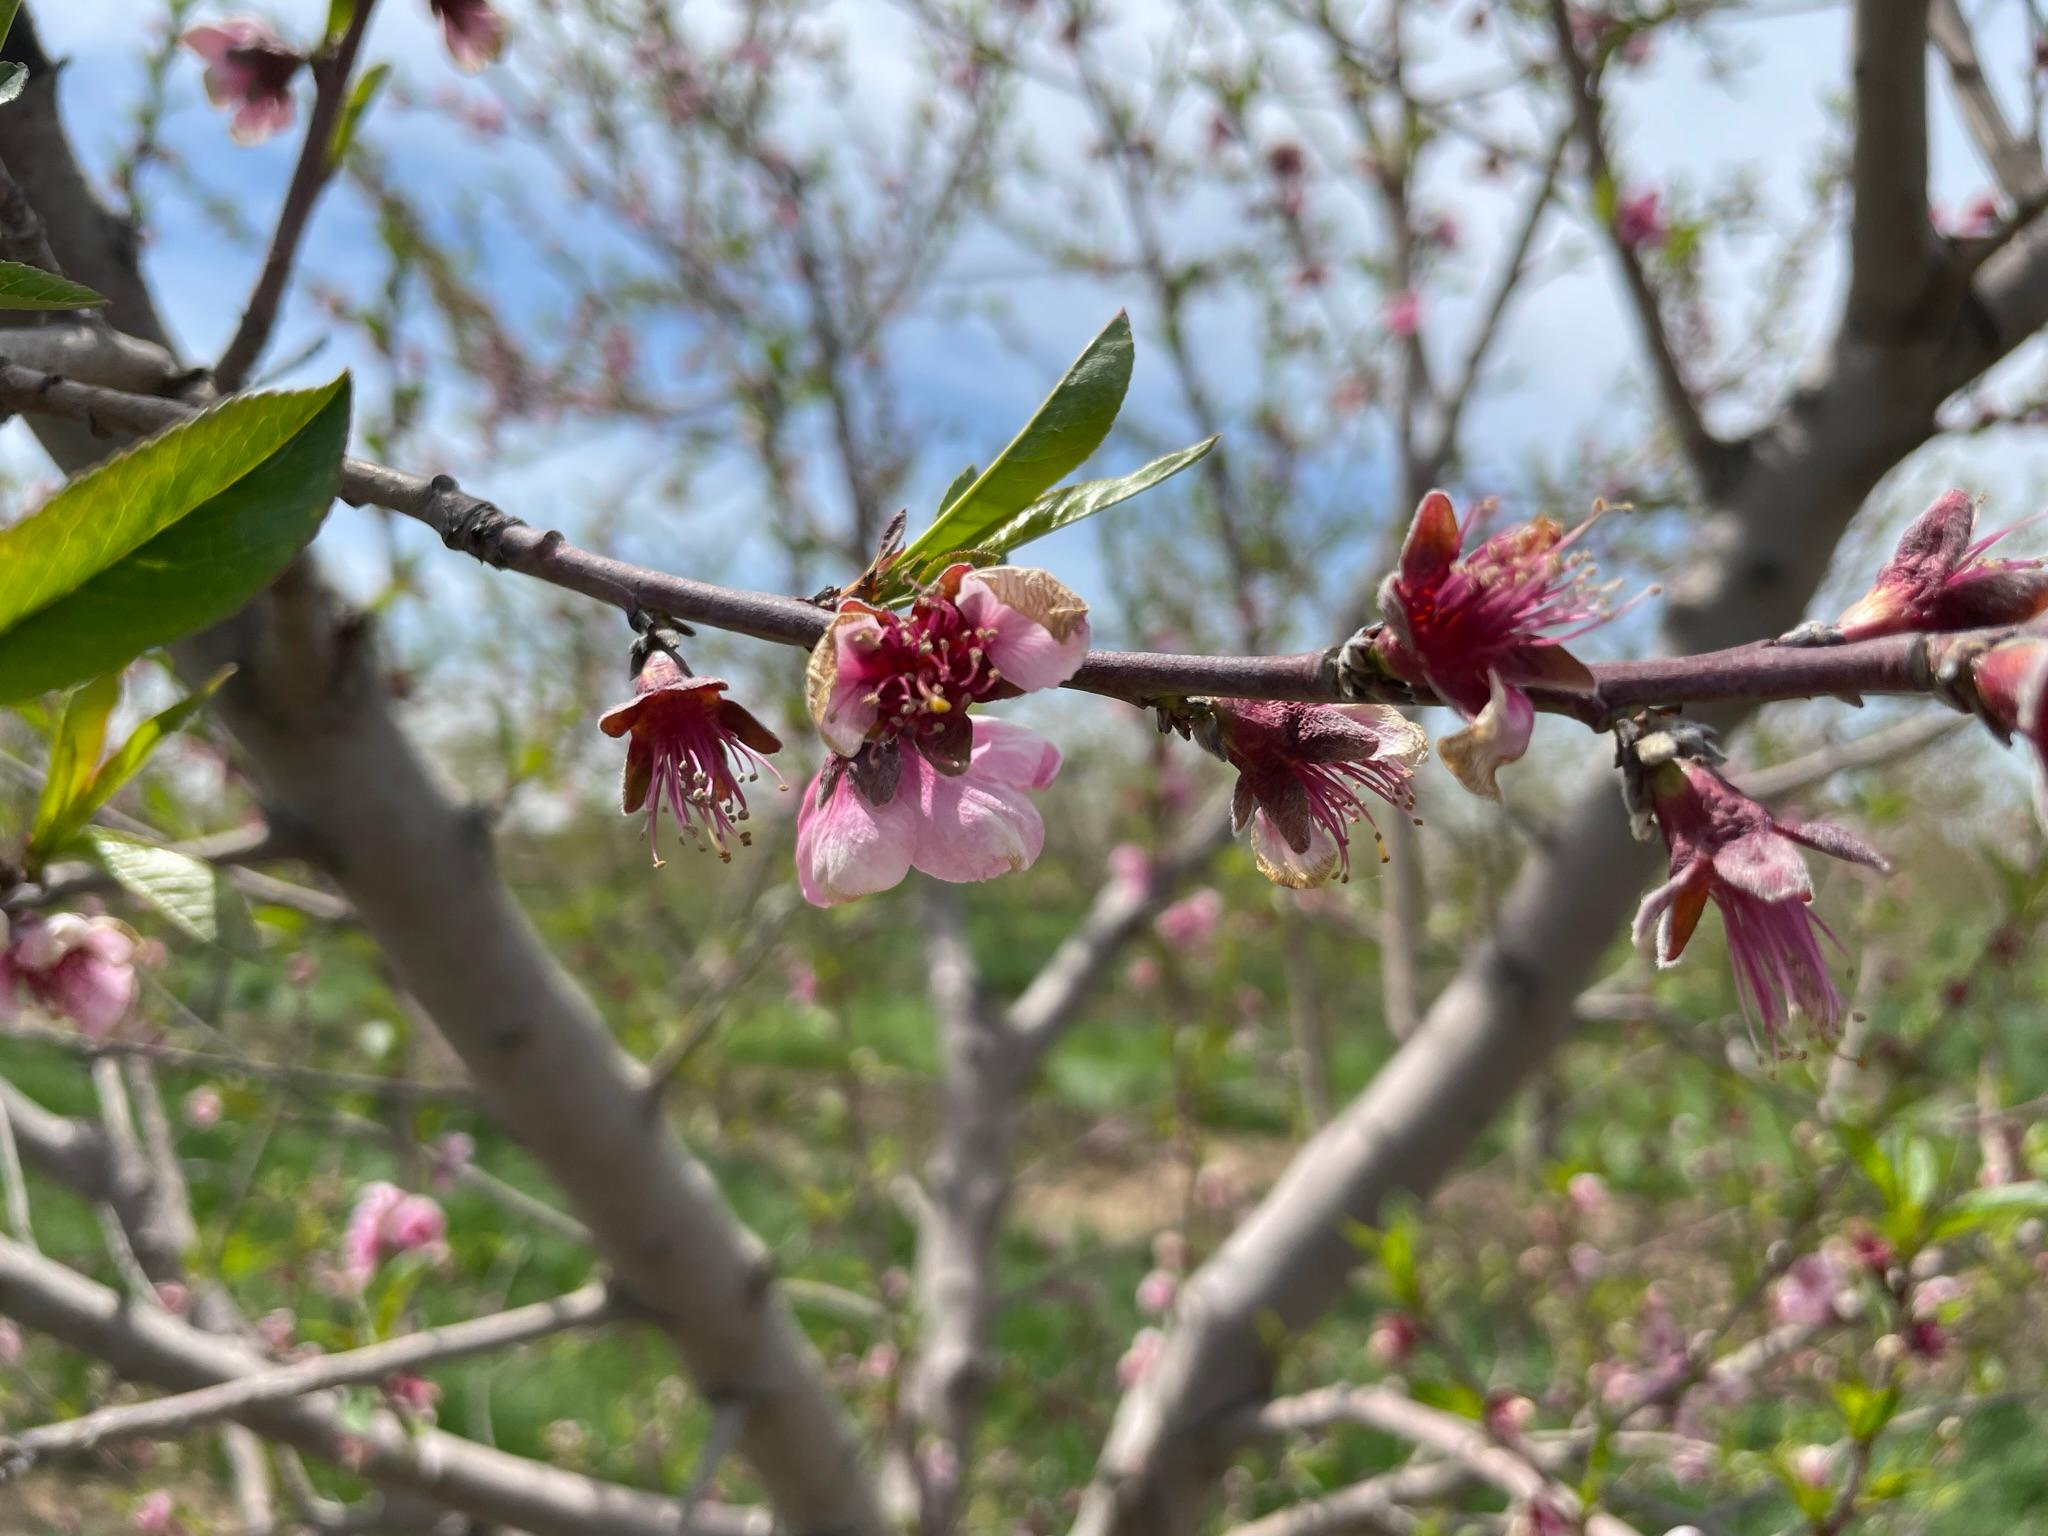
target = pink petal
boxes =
[795,759,918,907]
[956,568,1092,692]
[964,716,1061,790]
[231,93,296,145]
[1436,673,1535,801]
[1776,819,1891,874]
[1712,829,1812,901]
[910,761,1047,884]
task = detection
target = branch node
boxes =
[430,474,525,570]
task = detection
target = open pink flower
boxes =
[1153,888,1223,950]
[1374,490,1635,799]
[1821,490,2048,641]
[342,1183,447,1289]
[183,20,303,145]
[1973,635,2048,827]
[1207,700,1427,887]
[805,563,1089,769]
[1624,724,1888,1047]
[599,651,783,866]
[795,718,1061,907]
[0,913,140,1038]
[1614,188,1667,251]
[430,0,506,71]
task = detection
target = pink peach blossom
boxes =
[342,1183,447,1288]
[1,912,140,1038]
[429,0,506,72]
[183,20,302,145]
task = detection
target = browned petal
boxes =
[969,566,1090,642]
[620,735,653,814]
[1664,874,1710,961]
[1502,642,1596,694]
[717,698,784,756]
[598,694,650,738]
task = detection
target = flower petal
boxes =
[910,764,1047,885]
[795,759,918,907]
[1399,490,1463,586]
[1436,674,1534,801]
[1776,819,1891,874]
[956,567,1092,692]
[1250,809,1341,888]
[1713,829,1813,901]
[805,608,887,757]
[965,717,1062,790]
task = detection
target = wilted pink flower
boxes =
[183,20,302,144]
[805,563,1089,767]
[0,913,140,1038]
[1154,888,1223,950]
[1626,725,1887,1046]
[385,1372,442,1412]
[600,651,783,867]
[131,1492,179,1535]
[1367,1311,1422,1367]
[1116,1327,1165,1387]
[342,1183,447,1288]
[1614,188,1667,251]
[1382,289,1422,336]
[1135,1268,1179,1315]
[428,1131,475,1192]
[1771,1251,1847,1328]
[1820,491,2048,642]
[1204,700,1427,887]
[1566,1171,1608,1213]
[429,0,506,71]
[1974,635,2048,827]
[795,718,1061,907]
[1374,491,1637,799]
[182,1087,223,1130]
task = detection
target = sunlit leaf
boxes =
[979,435,1216,557]
[0,259,106,311]
[26,673,121,869]
[84,829,260,953]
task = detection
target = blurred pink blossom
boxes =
[1382,289,1423,337]
[1135,1268,1178,1315]
[1153,889,1223,951]
[859,1342,898,1381]
[131,1492,179,1535]
[1,913,141,1038]
[1107,842,1153,896]
[1614,189,1667,251]
[1770,1251,1845,1327]
[183,19,302,144]
[430,0,506,72]
[182,1087,223,1130]
[1792,1442,1836,1487]
[342,1183,447,1288]
[1124,955,1162,991]
[1367,1311,1421,1367]
[1565,1171,1608,1213]
[429,1132,475,1192]
[1116,1327,1165,1387]
[0,1318,20,1363]
[386,1372,442,1413]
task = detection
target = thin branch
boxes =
[1929,0,2046,203]
[0,1093,36,1251]
[213,0,381,391]
[0,348,2020,720]
[0,1283,618,1469]
[1544,0,1724,481]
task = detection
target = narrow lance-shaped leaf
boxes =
[26,673,122,870]
[978,435,1217,558]
[0,376,352,703]
[900,312,1135,565]
[0,260,106,311]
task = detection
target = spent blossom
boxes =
[342,1182,447,1288]
[796,718,1062,907]
[1373,490,1640,799]
[430,0,506,71]
[1799,490,2048,643]
[600,648,784,867]
[183,20,303,144]
[1190,700,1427,888]
[1621,719,1888,1048]
[0,912,141,1038]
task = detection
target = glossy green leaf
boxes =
[980,435,1216,556]
[84,829,258,953]
[0,62,26,106]
[901,312,1134,565]
[26,673,121,869]
[0,259,107,311]
[0,377,351,703]
[937,463,977,516]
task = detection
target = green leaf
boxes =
[329,62,390,166]
[0,259,106,311]
[0,1,20,58]
[325,0,357,43]
[0,62,26,106]
[84,829,259,953]
[980,436,1217,557]
[0,377,352,703]
[26,673,122,869]
[1930,1180,2048,1240]
[937,463,978,516]
[900,312,1135,565]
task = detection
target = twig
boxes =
[213,0,381,391]
[0,1282,618,1469]
[0,1022,473,1103]
[1929,0,2047,203]
[0,1093,35,1251]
